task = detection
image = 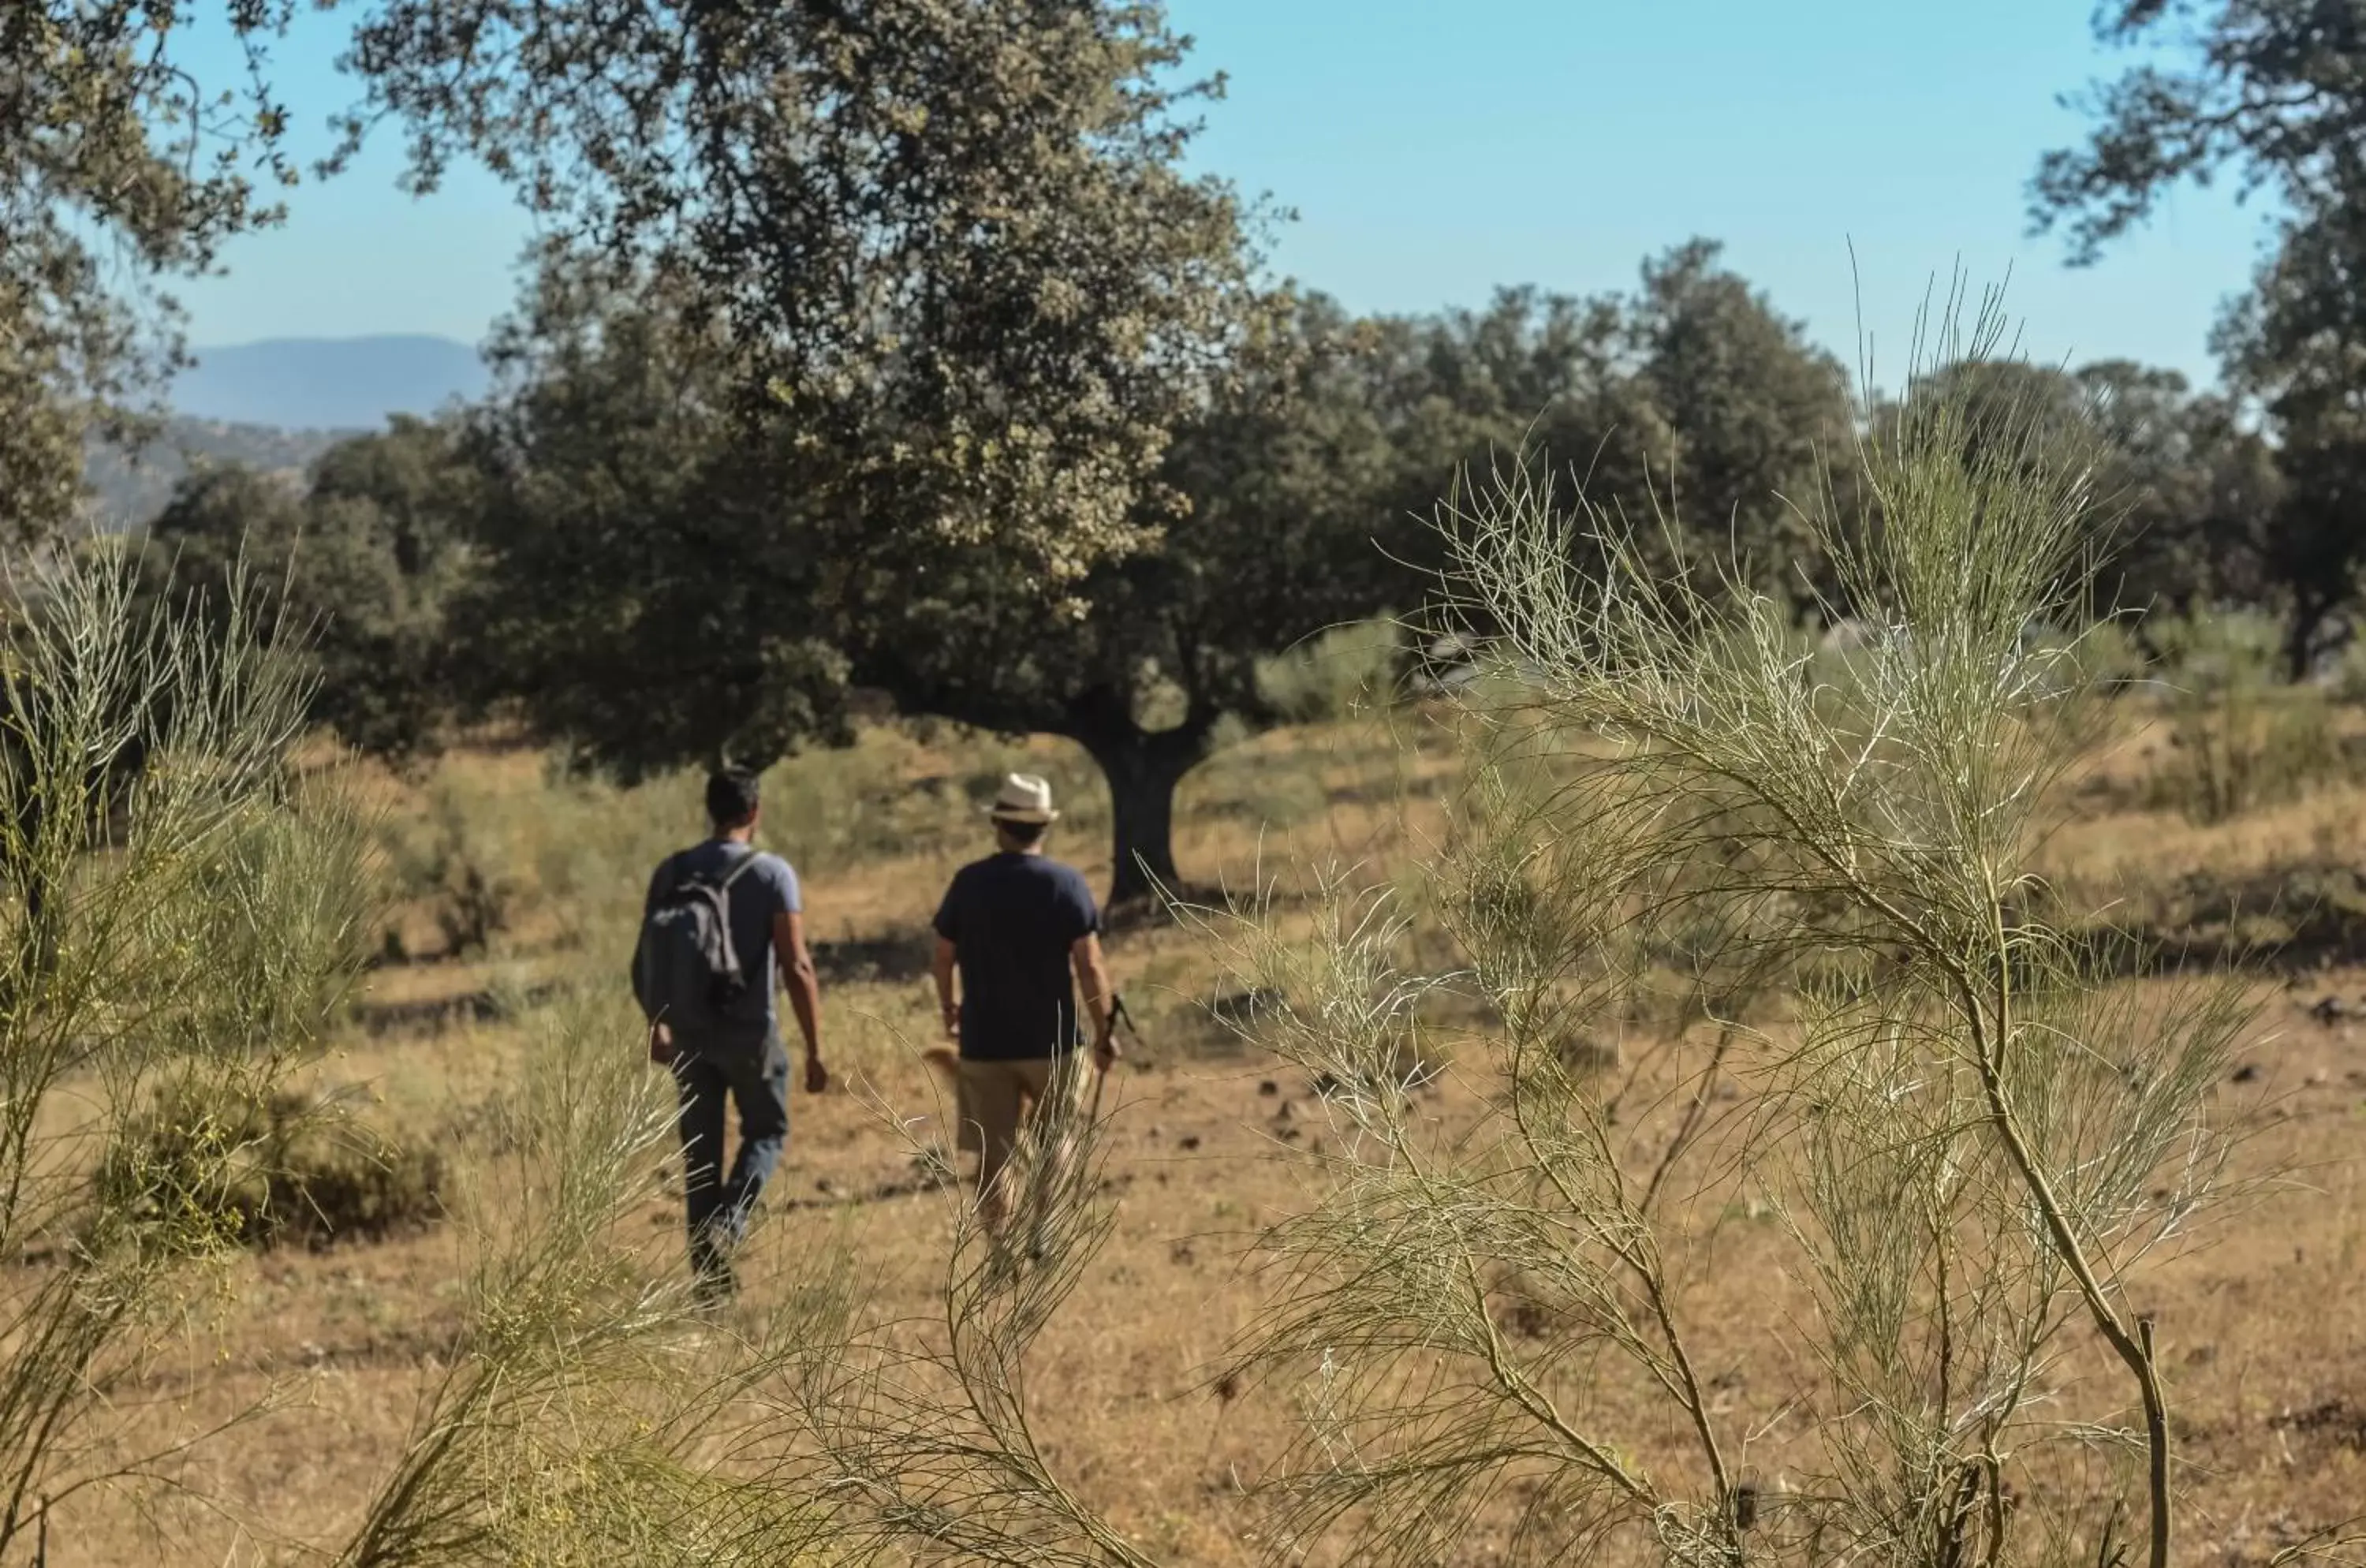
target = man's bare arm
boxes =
[641,860,674,1063]
[1071,933,1116,1067]
[933,936,960,1040]
[774,911,829,1092]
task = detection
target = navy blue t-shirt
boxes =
[933,852,1100,1061]
[644,841,802,1040]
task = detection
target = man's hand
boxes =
[648,1021,677,1066]
[804,1051,830,1094]
[941,1001,961,1041]
[1092,1021,1119,1073]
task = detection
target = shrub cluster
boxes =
[99,1090,445,1251]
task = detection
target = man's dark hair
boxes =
[994,815,1048,849]
[707,768,761,827]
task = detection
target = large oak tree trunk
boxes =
[2286,588,2334,683]
[1069,689,1216,912]
[1089,738,1189,907]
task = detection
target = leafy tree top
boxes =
[143,417,481,760]
[3,2,316,540]
[339,0,1270,599]
[2030,0,2366,263]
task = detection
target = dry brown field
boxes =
[39,703,2366,1566]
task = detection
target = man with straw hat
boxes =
[931,772,1116,1226]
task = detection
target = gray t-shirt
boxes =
[644,840,802,1042]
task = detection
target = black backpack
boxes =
[633,848,760,1032]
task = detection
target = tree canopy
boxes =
[1625,239,1853,585]
[1897,357,2281,628]
[339,0,1268,607]
[442,239,1862,902]
[141,417,479,759]
[2031,0,2366,265]
[1375,245,1853,613]
[448,272,1416,899]
[114,207,2304,896]
[2,2,317,540]
[2036,0,2366,670]
[848,289,1425,900]
[453,269,853,779]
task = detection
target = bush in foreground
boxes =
[0,548,374,1552]
[1204,305,2252,1566]
[99,1090,445,1250]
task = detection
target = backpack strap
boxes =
[718,845,763,891]
[659,846,763,902]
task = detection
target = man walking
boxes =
[931,774,1115,1226]
[636,768,828,1297]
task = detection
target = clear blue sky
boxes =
[177,0,2268,388]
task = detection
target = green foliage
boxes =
[99,1089,446,1251]
[1215,312,2250,1567]
[1,3,317,539]
[2035,2,2366,670]
[2031,0,2361,267]
[1628,238,1856,588]
[401,763,703,965]
[140,416,482,759]
[454,280,853,777]
[2063,613,2148,688]
[850,241,1851,895]
[343,0,1265,603]
[846,287,1433,897]
[2145,610,2346,823]
[1386,244,1855,609]
[0,545,375,1551]
[379,783,520,959]
[335,997,840,1568]
[2079,360,2282,615]
[1889,356,2278,624]
[457,278,1424,898]
[1256,620,1405,723]
[457,241,1860,904]
[2212,207,2366,672]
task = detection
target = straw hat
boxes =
[987,772,1059,825]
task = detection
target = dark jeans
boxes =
[672,1032,789,1277]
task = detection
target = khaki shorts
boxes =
[955,1055,1080,1190]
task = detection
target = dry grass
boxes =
[31,707,2366,1565]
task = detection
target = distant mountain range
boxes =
[173,334,488,431]
[80,335,490,527]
